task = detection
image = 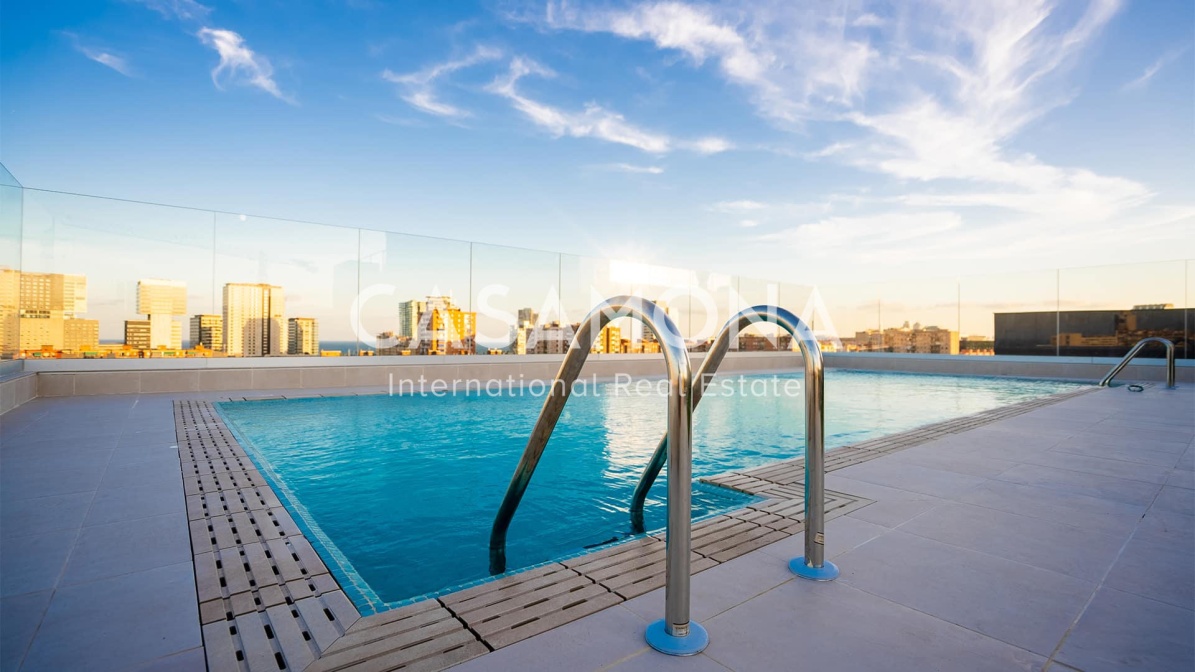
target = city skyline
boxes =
[2,266,1188,359]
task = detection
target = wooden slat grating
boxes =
[177,384,1093,671]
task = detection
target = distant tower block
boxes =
[137,279,187,349]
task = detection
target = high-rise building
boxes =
[136,279,186,349]
[12,272,88,352]
[0,268,18,357]
[189,314,223,351]
[223,283,285,356]
[517,307,538,327]
[850,322,960,355]
[591,324,622,354]
[531,321,572,355]
[287,317,319,355]
[398,299,426,341]
[124,320,152,350]
[63,319,99,353]
[416,296,476,355]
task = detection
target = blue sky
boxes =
[2,0,1193,292]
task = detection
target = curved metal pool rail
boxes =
[1099,337,1177,389]
[628,305,837,580]
[488,296,708,653]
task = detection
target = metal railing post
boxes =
[487,296,708,655]
[629,305,839,581]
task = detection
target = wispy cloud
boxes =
[685,137,733,154]
[63,33,134,76]
[604,163,665,174]
[1122,45,1190,91]
[127,0,211,21]
[197,28,294,104]
[487,55,736,155]
[487,56,672,152]
[545,1,874,122]
[712,199,766,212]
[556,0,1186,271]
[382,46,502,118]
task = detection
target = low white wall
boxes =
[5,351,1190,403]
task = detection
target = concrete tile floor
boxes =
[449,384,1194,672]
[0,383,1191,671]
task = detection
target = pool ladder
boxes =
[1099,337,1177,388]
[488,298,835,656]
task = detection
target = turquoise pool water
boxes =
[215,370,1083,611]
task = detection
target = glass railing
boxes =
[0,176,1190,363]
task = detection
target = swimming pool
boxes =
[216,370,1084,612]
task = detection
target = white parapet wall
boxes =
[1,351,1190,407]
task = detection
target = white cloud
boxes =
[546,1,875,121]
[197,28,294,104]
[382,46,502,118]
[739,219,758,228]
[686,136,733,154]
[128,0,211,21]
[712,199,766,212]
[1122,45,1190,91]
[487,56,672,152]
[762,211,963,262]
[84,50,133,76]
[63,34,133,76]
[851,13,884,28]
[606,163,665,174]
[560,0,1190,271]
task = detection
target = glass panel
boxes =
[471,244,560,354]
[214,214,358,356]
[1058,261,1189,359]
[0,183,22,363]
[20,190,214,359]
[877,279,960,355]
[1187,260,1194,361]
[558,254,622,354]
[960,269,1058,357]
[815,283,881,352]
[0,162,20,188]
[358,231,472,356]
[735,276,785,349]
[688,269,732,347]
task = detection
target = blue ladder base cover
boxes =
[789,557,840,581]
[645,619,709,656]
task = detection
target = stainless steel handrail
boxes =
[629,305,838,580]
[1099,337,1177,388]
[488,296,708,653]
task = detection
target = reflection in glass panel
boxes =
[214,214,358,356]
[960,270,1058,357]
[1058,261,1189,359]
[559,255,693,353]
[559,254,628,354]
[471,244,560,354]
[20,191,214,359]
[358,231,472,356]
[0,184,22,361]
[878,280,961,355]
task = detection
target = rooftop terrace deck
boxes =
[0,379,1191,671]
